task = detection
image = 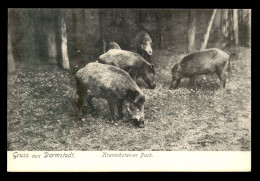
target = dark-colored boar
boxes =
[106,42,121,51]
[135,30,153,63]
[99,49,156,89]
[75,62,146,128]
[170,48,231,89]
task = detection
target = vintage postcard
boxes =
[7,8,251,172]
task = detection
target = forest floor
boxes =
[7,45,251,151]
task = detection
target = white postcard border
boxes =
[7,151,251,172]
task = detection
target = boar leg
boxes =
[170,78,181,89]
[117,99,124,120]
[107,99,119,125]
[87,96,96,115]
[189,76,196,87]
[171,78,181,89]
[76,83,85,117]
[77,99,84,118]
[175,79,181,88]
[216,69,226,89]
[169,78,175,89]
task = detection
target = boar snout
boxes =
[149,83,156,89]
[133,119,145,128]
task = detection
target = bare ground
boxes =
[7,46,251,151]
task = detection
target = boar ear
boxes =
[126,89,139,102]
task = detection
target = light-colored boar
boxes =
[170,48,231,89]
[99,49,156,89]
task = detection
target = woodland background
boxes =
[7,9,251,151]
[8,9,251,72]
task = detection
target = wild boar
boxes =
[75,62,146,128]
[135,30,153,63]
[99,49,156,89]
[170,48,231,89]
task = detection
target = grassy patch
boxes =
[7,46,251,151]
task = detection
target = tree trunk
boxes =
[8,9,16,73]
[227,10,234,42]
[8,9,25,62]
[221,9,229,38]
[247,9,251,47]
[136,10,144,30]
[74,9,87,57]
[47,20,57,64]
[233,9,239,45]
[99,9,106,53]
[60,11,70,70]
[238,9,243,44]
[71,10,77,57]
[237,9,251,47]
[187,10,196,53]
[31,9,48,61]
[8,32,15,73]
[155,11,163,49]
[200,9,217,50]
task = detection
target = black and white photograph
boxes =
[7,8,251,171]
